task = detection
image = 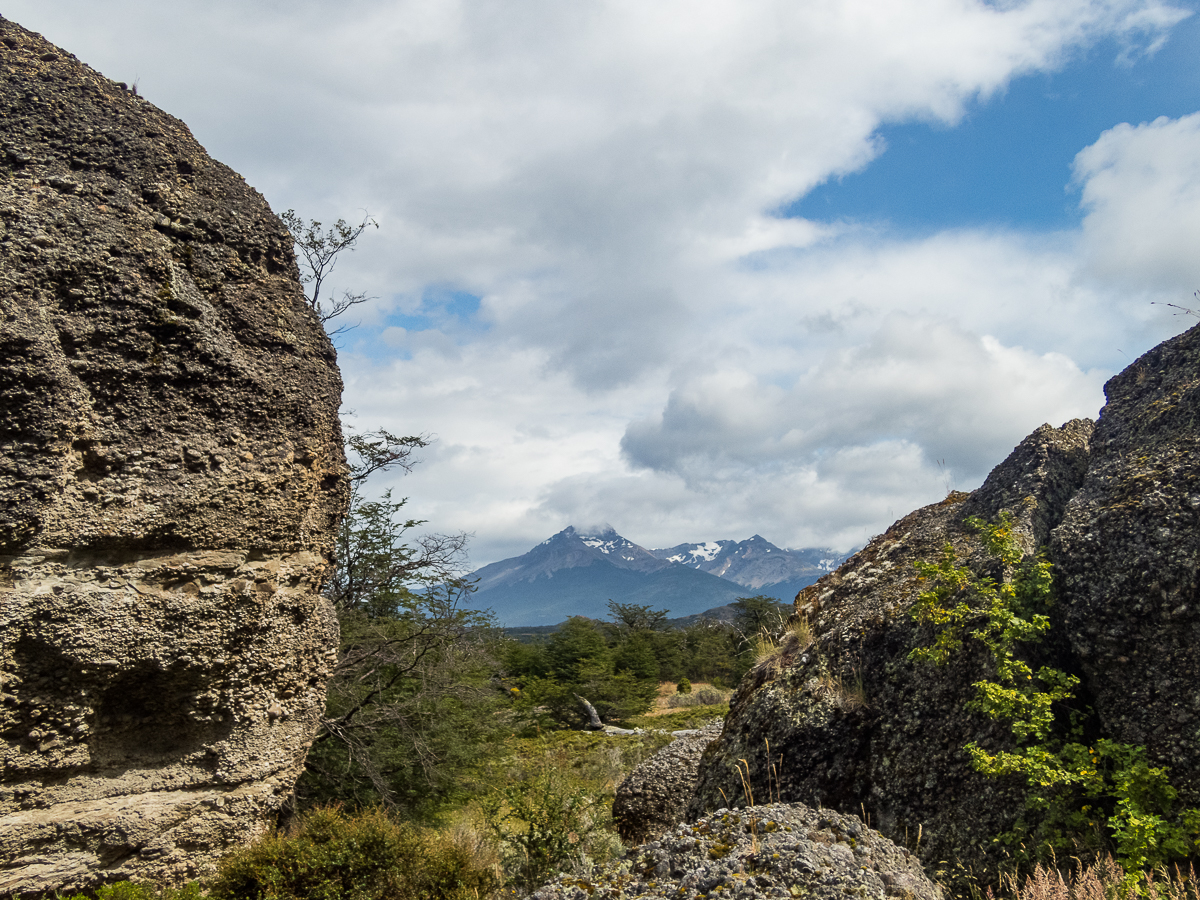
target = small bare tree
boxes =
[281,209,378,334]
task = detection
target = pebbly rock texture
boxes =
[534,803,941,900]
[0,18,347,892]
[1053,322,1200,806]
[687,419,1095,877]
[614,722,723,845]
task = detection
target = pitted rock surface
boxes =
[687,419,1094,877]
[1053,321,1200,805]
[614,722,723,844]
[0,18,346,892]
[533,803,940,900]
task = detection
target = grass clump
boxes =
[665,686,730,709]
[207,806,496,900]
[1005,856,1200,900]
[56,883,203,900]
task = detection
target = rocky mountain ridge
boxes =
[473,526,844,626]
[651,535,847,594]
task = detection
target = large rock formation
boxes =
[682,320,1200,881]
[0,18,347,892]
[687,419,1094,876]
[1054,325,1200,804]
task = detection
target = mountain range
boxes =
[471,526,850,626]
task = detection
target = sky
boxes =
[10,0,1200,567]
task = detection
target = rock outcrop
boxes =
[682,320,1200,880]
[0,18,347,892]
[614,722,723,844]
[1054,323,1200,806]
[686,419,1094,876]
[534,803,941,900]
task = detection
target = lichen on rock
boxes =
[614,722,724,845]
[0,17,347,892]
[535,803,941,900]
[1053,322,1200,809]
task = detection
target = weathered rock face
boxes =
[687,419,1095,875]
[535,803,941,900]
[685,320,1200,879]
[614,723,723,845]
[1053,323,1200,806]
[0,18,347,892]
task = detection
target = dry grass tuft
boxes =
[815,671,867,710]
[1003,856,1200,900]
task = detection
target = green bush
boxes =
[676,677,692,694]
[911,513,1200,871]
[208,806,496,900]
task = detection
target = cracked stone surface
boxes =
[0,17,347,892]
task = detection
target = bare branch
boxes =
[281,209,378,328]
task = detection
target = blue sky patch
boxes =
[788,17,1200,234]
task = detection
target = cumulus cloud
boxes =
[6,0,1196,564]
[621,314,1105,487]
[1075,112,1200,291]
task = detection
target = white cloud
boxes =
[1075,112,1200,292]
[5,0,1196,565]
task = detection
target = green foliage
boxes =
[605,600,670,634]
[731,595,790,640]
[480,730,668,893]
[910,513,1200,872]
[56,882,203,900]
[677,677,693,694]
[613,632,660,681]
[299,430,506,819]
[208,806,495,900]
[482,768,602,893]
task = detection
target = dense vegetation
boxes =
[911,513,1200,878]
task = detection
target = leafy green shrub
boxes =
[676,677,692,694]
[482,767,603,893]
[911,513,1200,871]
[207,806,496,900]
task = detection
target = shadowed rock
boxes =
[0,17,347,892]
[686,419,1094,877]
[1053,322,1200,806]
[614,722,723,844]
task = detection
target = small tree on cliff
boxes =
[281,209,378,333]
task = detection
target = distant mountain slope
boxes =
[651,536,848,595]
[472,526,747,625]
[471,526,851,626]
